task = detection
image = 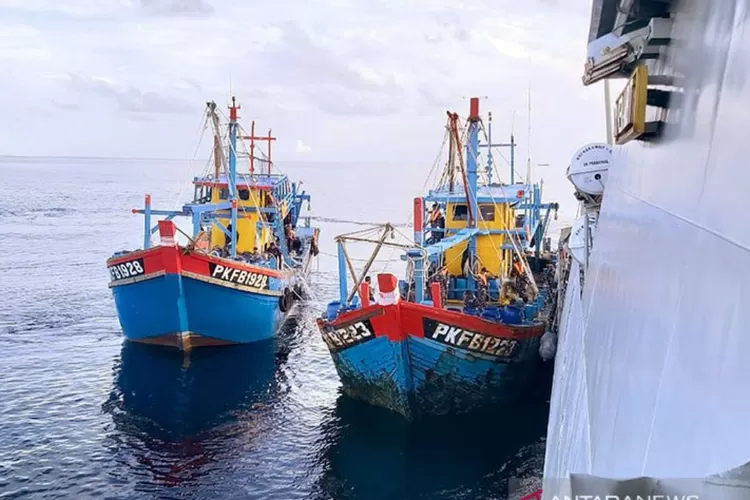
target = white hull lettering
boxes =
[109,258,145,282]
[428,319,518,357]
[322,320,375,352]
[209,263,270,290]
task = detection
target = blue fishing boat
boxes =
[107,98,320,350]
[316,97,559,419]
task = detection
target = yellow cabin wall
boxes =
[442,202,516,278]
[208,187,279,254]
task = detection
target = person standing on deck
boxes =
[428,203,445,244]
[435,266,449,306]
[364,276,376,302]
[476,267,491,308]
[510,255,529,298]
[224,223,240,256]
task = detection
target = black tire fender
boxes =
[279,287,293,312]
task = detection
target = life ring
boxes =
[279,287,293,312]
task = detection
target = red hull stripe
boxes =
[328,303,544,341]
[107,245,286,280]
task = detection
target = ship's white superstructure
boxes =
[543,0,750,497]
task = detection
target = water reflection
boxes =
[102,339,279,488]
[313,363,553,500]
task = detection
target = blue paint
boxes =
[330,336,412,416]
[466,118,479,229]
[182,276,283,343]
[111,274,185,341]
[337,241,348,306]
[111,273,287,344]
[415,255,425,303]
[143,196,151,250]
[500,306,524,325]
[328,332,542,419]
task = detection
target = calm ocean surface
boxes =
[0,157,558,499]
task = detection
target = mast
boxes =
[242,128,277,177]
[486,111,494,184]
[207,101,224,179]
[447,114,456,193]
[228,96,239,258]
[510,134,515,184]
[249,120,255,176]
[267,128,273,177]
[466,97,481,290]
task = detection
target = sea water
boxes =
[0,157,556,499]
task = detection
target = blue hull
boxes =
[111,273,287,348]
[330,334,541,420]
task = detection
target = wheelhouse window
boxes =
[452,204,495,221]
[452,204,468,221]
[479,204,495,221]
[219,188,229,200]
[239,188,250,201]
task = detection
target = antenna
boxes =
[526,77,532,185]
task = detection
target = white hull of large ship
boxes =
[543,0,750,497]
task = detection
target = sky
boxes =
[0,0,606,178]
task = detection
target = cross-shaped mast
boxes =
[242,122,277,177]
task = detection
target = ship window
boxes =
[239,188,250,201]
[452,204,468,221]
[515,214,526,228]
[479,205,495,221]
[219,188,229,200]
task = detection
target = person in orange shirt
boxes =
[428,203,445,243]
[476,267,490,308]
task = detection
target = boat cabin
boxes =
[412,179,553,305]
[427,183,530,281]
[192,173,296,255]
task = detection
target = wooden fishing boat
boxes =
[317,97,559,419]
[107,97,319,350]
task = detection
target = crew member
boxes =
[249,246,261,262]
[476,267,490,308]
[224,223,240,255]
[463,290,480,310]
[499,278,520,306]
[428,203,445,243]
[436,266,449,306]
[364,276,375,302]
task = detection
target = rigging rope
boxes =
[308,216,412,228]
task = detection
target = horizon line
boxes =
[0,154,388,165]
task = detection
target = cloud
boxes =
[139,0,214,17]
[65,73,194,115]
[296,140,312,154]
[48,99,79,111]
[0,0,600,166]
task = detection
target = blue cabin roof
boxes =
[193,173,289,190]
[425,182,530,204]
